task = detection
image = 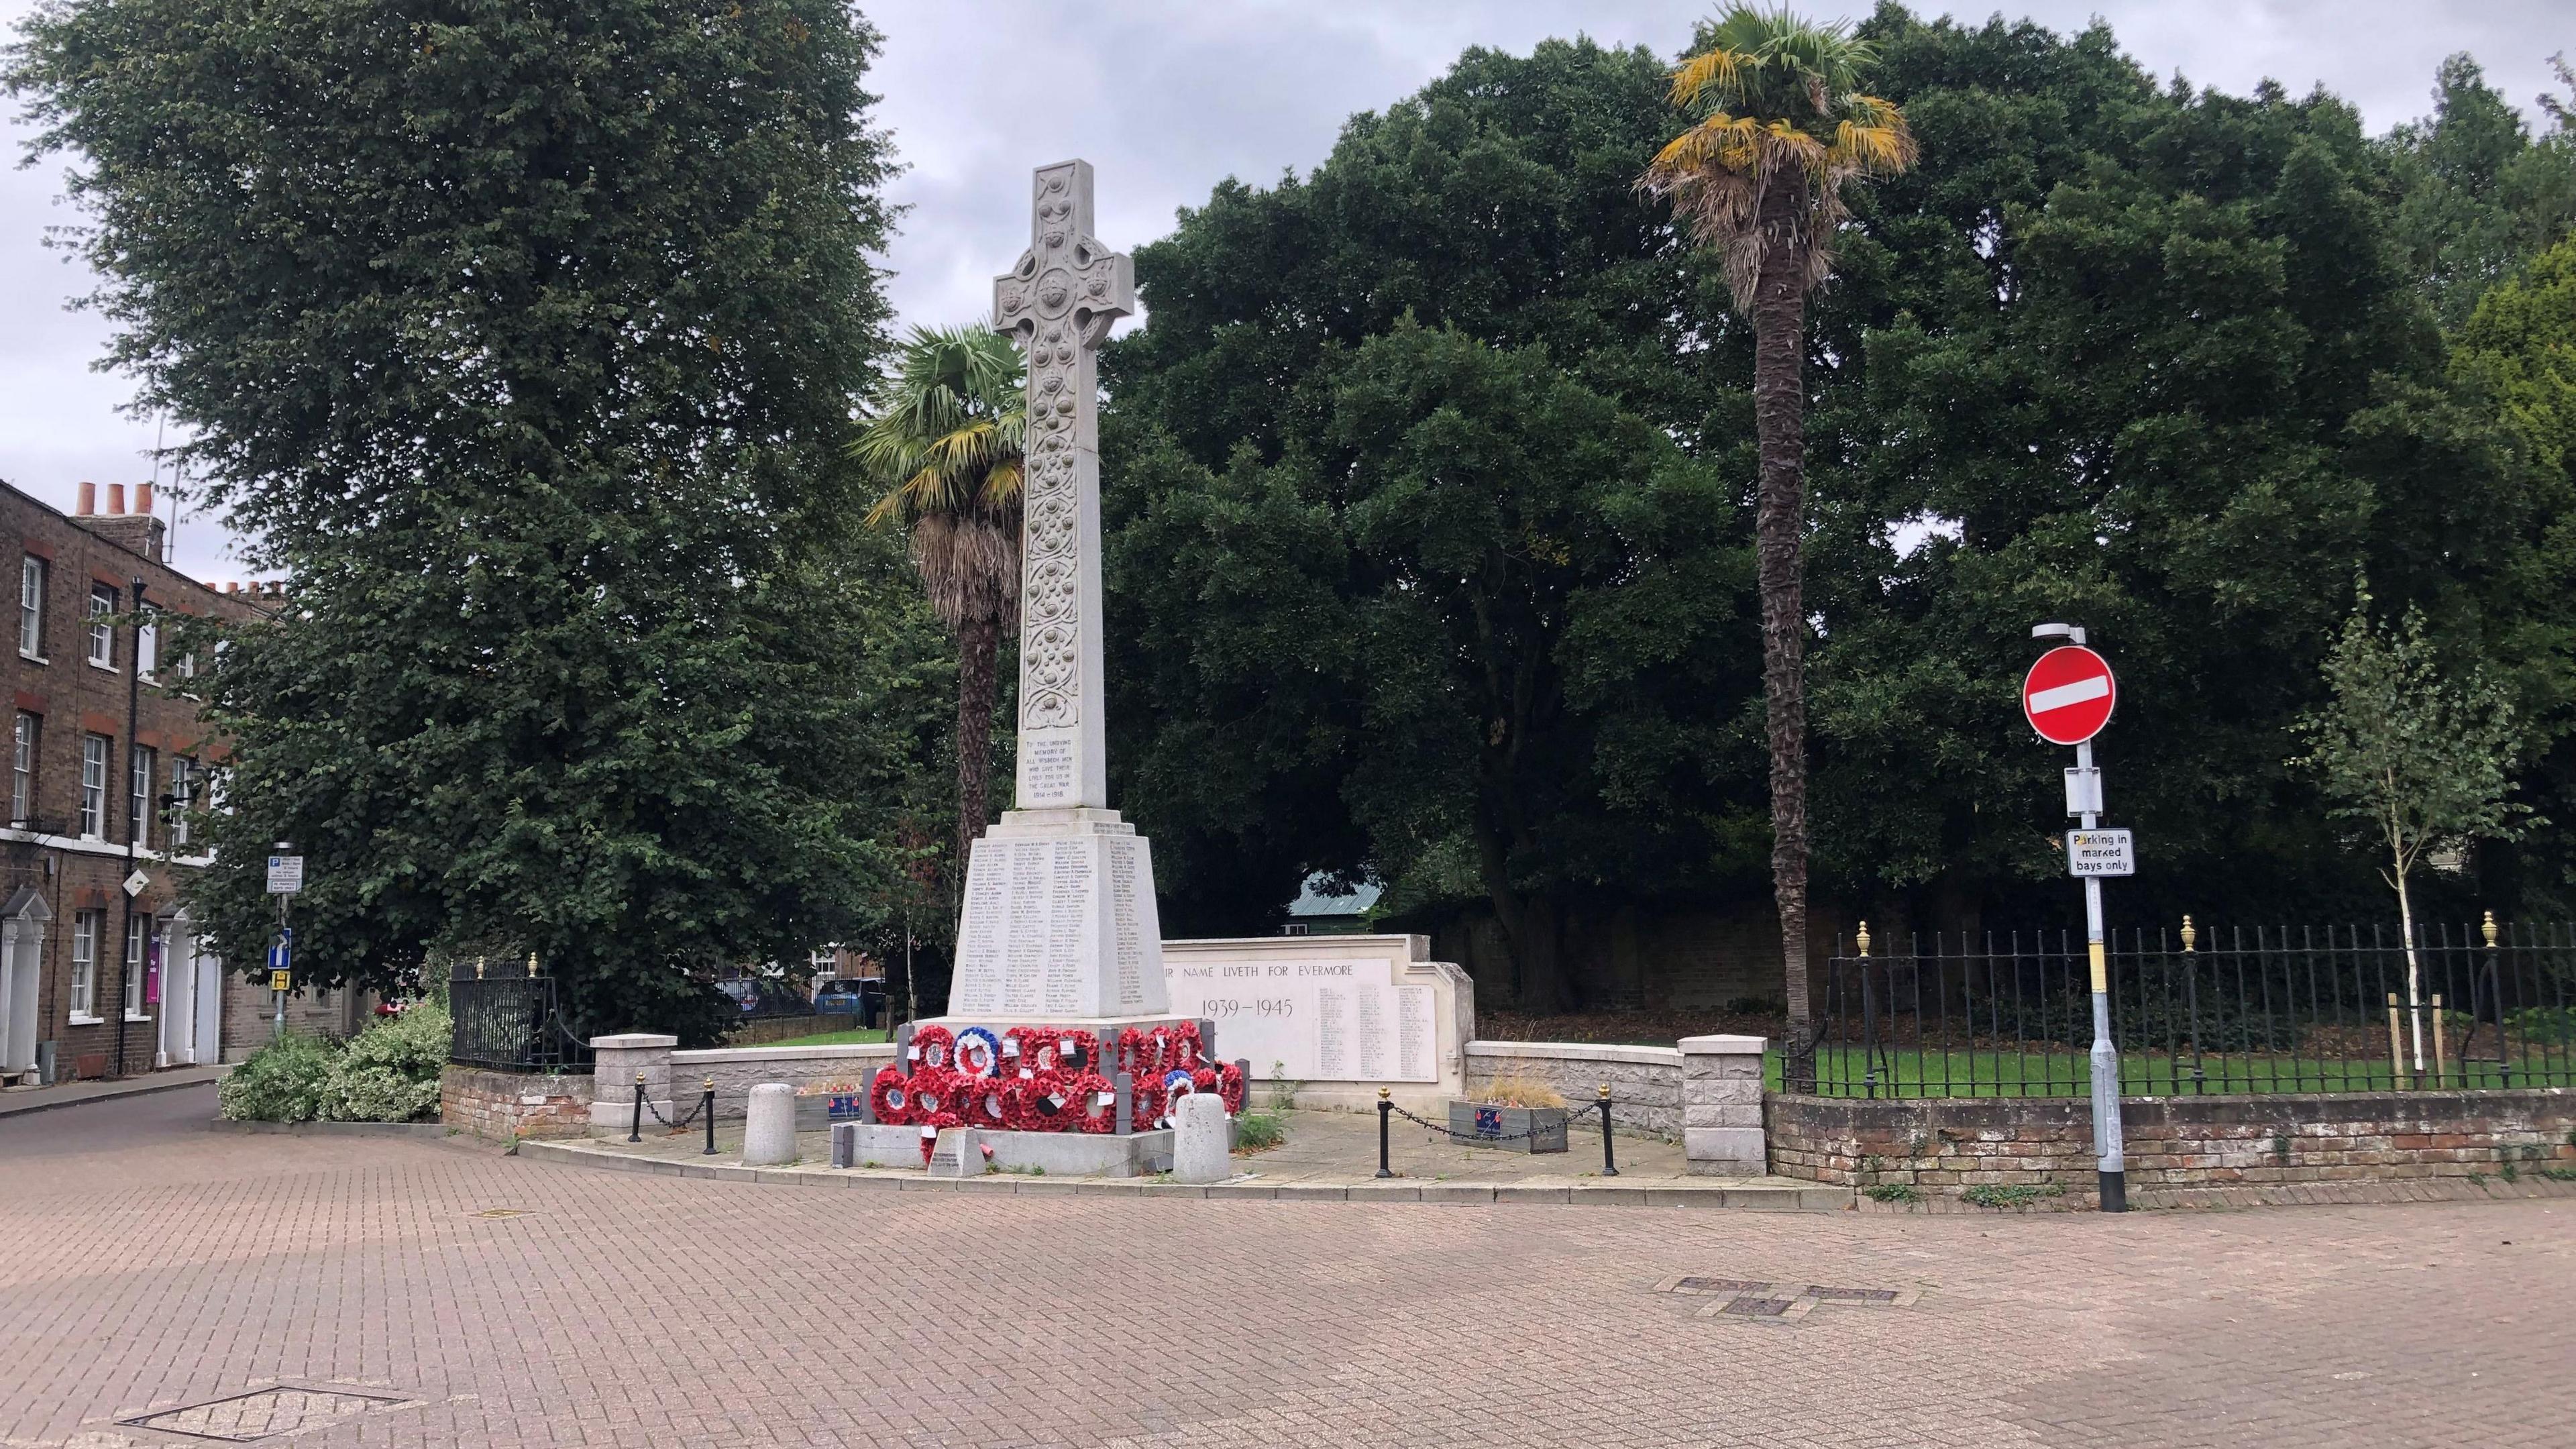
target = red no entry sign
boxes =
[2023,645,2116,745]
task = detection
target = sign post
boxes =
[2024,627,2128,1213]
[266,846,301,1041]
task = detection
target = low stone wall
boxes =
[719,1014,842,1046]
[671,1042,896,1121]
[1770,1088,2576,1195]
[1464,1041,1680,1136]
[439,1066,594,1142]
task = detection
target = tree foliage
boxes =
[2294,603,2530,933]
[8,0,918,1042]
[1102,8,2576,1006]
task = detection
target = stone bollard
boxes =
[742,1082,797,1166]
[1678,1034,1768,1177]
[1172,1091,1231,1183]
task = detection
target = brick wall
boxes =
[1464,1041,1678,1136]
[1770,1089,2576,1195]
[439,1066,594,1141]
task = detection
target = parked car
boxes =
[813,977,887,1026]
[714,979,763,1014]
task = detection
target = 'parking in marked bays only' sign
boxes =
[2066,829,2135,877]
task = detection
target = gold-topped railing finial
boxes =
[1598,1082,1612,1100]
[1377,1086,1390,1101]
[2180,915,2196,953]
[1855,921,1872,958]
[2483,910,2500,949]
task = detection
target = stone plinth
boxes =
[948,809,1168,1020]
[1161,934,1473,1116]
[589,1032,678,1137]
[1680,1034,1768,1177]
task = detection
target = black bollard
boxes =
[628,1073,647,1144]
[1597,1083,1618,1177]
[700,1076,718,1156]
[1375,1087,1393,1179]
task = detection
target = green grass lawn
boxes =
[751,1026,889,1049]
[1768,1046,2559,1097]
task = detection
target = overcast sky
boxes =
[3,1,2567,582]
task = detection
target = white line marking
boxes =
[2027,676,2110,714]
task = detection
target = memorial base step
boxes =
[830,1121,1175,1177]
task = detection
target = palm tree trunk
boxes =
[954,612,1002,867]
[1751,185,1815,1086]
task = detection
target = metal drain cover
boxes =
[119,1385,408,1441]
[1656,1276,1922,1323]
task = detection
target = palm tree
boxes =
[1640,7,1915,1078]
[853,324,1026,866]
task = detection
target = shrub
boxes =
[1475,1067,1567,1109]
[1962,1183,2066,1209]
[320,1005,451,1122]
[217,1030,341,1122]
[1234,1108,1288,1152]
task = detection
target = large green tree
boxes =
[1640,6,1916,1065]
[1103,38,1768,1002]
[9,0,911,1042]
[2381,53,2576,331]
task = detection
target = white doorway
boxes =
[0,887,51,1081]
[159,912,219,1067]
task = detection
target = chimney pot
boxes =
[76,482,95,515]
[105,483,125,515]
[135,481,155,518]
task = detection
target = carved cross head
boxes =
[993,160,1135,349]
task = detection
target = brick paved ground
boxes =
[1,1085,2569,1448]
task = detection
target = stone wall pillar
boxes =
[588,1033,677,1138]
[1679,1034,1766,1177]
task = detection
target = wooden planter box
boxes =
[1448,1101,1570,1153]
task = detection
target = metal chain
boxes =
[641,1090,708,1131]
[1385,1102,1608,1146]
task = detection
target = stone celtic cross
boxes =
[993,160,1134,812]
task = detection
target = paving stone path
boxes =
[2,1085,2568,1447]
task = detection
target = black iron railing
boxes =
[1803,917,2575,1098]
[448,967,592,1073]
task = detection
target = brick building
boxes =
[0,479,358,1086]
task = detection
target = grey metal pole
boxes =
[2076,733,2127,1212]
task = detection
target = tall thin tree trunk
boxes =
[955,611,1001,867]
[1751,185,1815,1085]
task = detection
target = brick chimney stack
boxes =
[71,480,168,561]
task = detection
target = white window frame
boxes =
[136,608,158,680]
[127,743,153,849]
[80,734,108,839]
[87,583,115,669]
[168,755,195,847]
[69,910,98,1022]
[124,912,152,1020]
[11,712,34,824]
[19,555,44,659]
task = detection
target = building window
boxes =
[168,755,195,847]
[128,743,154,849]
[136,608,158,679]
[87,583,115,667]
[11,712,36,824]
[69,910,98,1020]
[80,733,108,837]
[125,912,152,1018]
[19,555,44,657]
